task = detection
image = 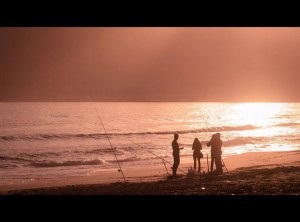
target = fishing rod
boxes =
[129,139,188,175]
[89,99,126,182]
[89,98,187,180]
[206,153,209,173]
[200,111,213,173]
[148,149,170,175]
[199,110,229,173]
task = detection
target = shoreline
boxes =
[2,150,300,195]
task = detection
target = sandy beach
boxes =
[2,150,300,195]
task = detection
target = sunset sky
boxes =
[1,27,300,102]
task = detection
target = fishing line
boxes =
[88,98,126,182]
[199,106,229,173]
[128,139,188,175]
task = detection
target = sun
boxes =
[230,103,285,127]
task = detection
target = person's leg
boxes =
[173,155,179,175]
[172,155,176,175]
[215,155,223,174]
[211,156,215,171]
[197,156,200,173]
[193,155,196,169]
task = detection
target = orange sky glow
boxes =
[1,27,300,102]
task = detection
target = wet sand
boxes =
[2,150,300,195]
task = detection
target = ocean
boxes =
[0,102,299,185]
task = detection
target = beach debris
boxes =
[188,167,196,175]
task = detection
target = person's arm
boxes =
[207,141,211,147]
[177,142,184,150]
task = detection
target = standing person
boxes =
[207,134,216,172]
[172,134,183,176]
[192,138,202,173]
[207,133,223,174]
[214,133,223,174]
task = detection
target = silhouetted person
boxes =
[207,133,216,171]
[192,138,202,173]
[207,133,223,174]
[214,133,223,174]
[172,133,183,176]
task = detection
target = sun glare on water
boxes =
[230,103,286,127]
[215,103,292,153]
